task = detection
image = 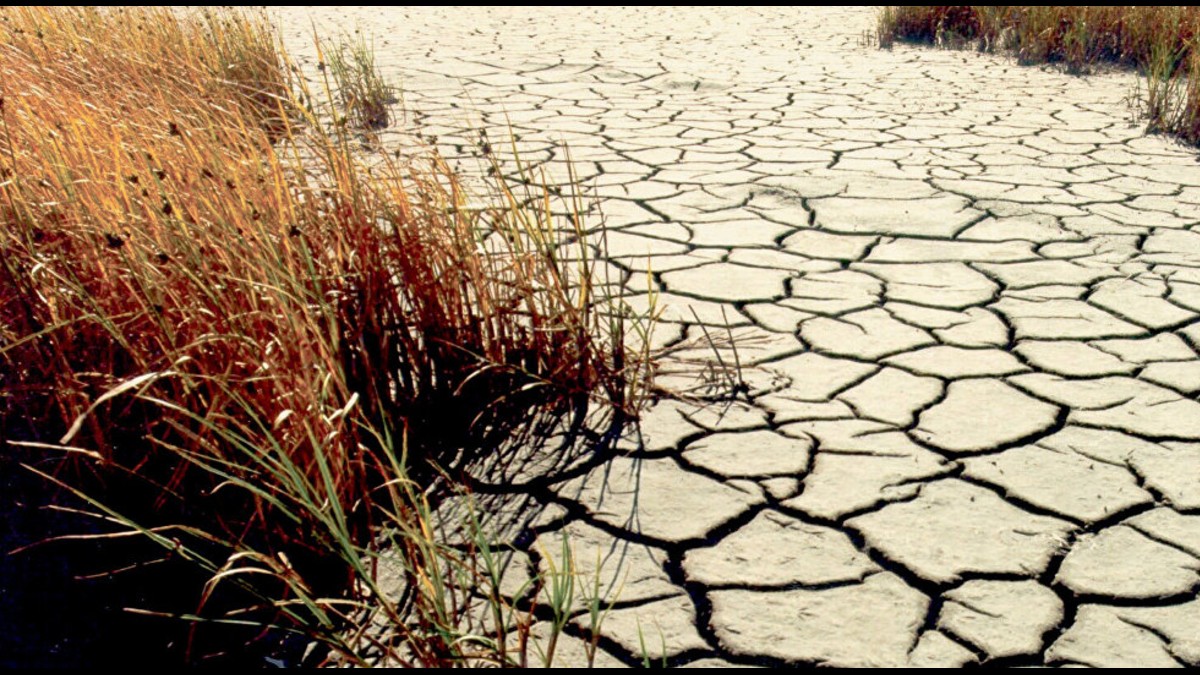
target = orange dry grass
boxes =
[881,6,1200,67]
[878,6,1200,142]
[0,5,628,582]
[0,6,361,527]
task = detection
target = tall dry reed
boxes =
[1,6,648,665]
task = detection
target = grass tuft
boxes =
[322,29,399,130]
[0,5,650,666]
[876,6,1200,143]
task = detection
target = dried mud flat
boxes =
[280,7,1200,667]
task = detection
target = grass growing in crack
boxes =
[0,5,653,666]
[535,534,577,668]
[876,6,1200,143]
[636,618,669,668]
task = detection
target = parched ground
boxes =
[281,7,1200,667]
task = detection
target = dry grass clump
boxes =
[0,6,646,666]
[323,31,400,129]
[877,6,1200,143]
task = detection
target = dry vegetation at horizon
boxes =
[878,6,1200,143]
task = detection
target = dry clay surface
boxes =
[279,7,1200,667]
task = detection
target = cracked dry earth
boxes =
[281,7,1200,667]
